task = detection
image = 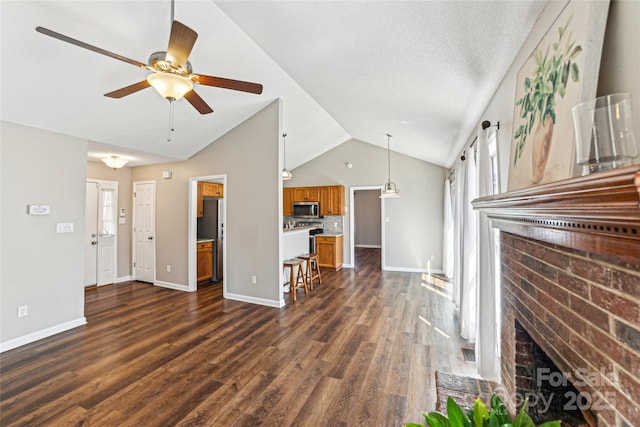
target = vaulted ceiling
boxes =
[1,1,547,169]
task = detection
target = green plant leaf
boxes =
[447,397,471,427]
[571,62,580,82]
[473,398,490,427]
[405,423,425,427]
[513,399,535,427]
[426,412,451,427]
[569,45,582,60]
[537,421,562,427]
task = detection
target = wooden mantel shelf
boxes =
[473,164,640,264]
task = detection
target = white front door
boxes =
[133,181,156,283]
[97,182,117,285]
[84,182,99,287]
[84,180,118,287]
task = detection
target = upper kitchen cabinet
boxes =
[198,181,224,218]
[320,185,345,216]
[202,182,224,198]
[293,187,320,202]
[283,188,293,216]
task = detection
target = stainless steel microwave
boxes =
[292,202,319,218]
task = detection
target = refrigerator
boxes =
[198,197,224,282]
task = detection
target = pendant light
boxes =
[380,133,400,198]
[282,132,293,180]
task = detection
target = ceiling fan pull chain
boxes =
[167,100,175,142]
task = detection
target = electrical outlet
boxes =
[166,265,171,273]
[251,275,257,285]
[17,305,28,318]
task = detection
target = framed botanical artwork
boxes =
[507,0,610,191]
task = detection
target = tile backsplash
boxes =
[284,215,343,234]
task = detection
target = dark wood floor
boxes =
[0,248,475,426]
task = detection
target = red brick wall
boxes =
[500,232,640,426]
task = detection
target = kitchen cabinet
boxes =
[197,182,224,218]
[197,241,213,283]
[202,182,224,198]
[293,187,320,202]
[283,188,293,216]
[320,185,345,216]
[316,234,343,271]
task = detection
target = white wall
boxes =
[1,122,87,350]
[288,138,446,271]
[452,0,640,192]
[131,100,282,304]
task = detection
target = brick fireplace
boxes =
[474,165,640,426]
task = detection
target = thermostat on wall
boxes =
[28,204,50,215]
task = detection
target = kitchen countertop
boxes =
[282,225,318,233]
[197,238,215,243]
[317,232,343,237]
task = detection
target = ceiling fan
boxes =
[35,16,263,115]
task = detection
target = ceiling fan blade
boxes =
[166,21,198,68]
[104,80,151,98]
[184,90,214,115]
[36,26,146,68]
[196,75,263,95]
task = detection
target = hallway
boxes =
[1,248,476,426]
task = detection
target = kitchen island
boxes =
[281,227,313,288]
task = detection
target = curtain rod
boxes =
[446,120,500,181]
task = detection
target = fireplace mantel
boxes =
[473,164,640,265]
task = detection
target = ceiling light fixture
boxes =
[146,72,193,101]
[380,133,400,198]
[102,155,129,169]
[282,133,293,180]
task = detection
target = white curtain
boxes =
[476,127,501,381]
[452,161,467,308]
[442,179,454,278]
[460,151,477,342]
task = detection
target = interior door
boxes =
[97,183,117,285]
[84,182,99,287]
[133,181,156,283]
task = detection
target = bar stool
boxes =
[298,253,322,291]
[283,258,307,302]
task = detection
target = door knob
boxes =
[148,236,154,240]
[91,241,98,245]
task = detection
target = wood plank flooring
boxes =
[0,248,475,426]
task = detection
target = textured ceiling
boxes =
[1,1,547,169]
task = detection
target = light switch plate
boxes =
[56,222,74,233]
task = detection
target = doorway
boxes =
[349,186,384,269]
[188,175,227,293]
[84,180,118,287]
[132,181,156,283]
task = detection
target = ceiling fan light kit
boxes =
[282,132,293,180]
[147,72,193,101]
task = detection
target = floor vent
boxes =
[461,347,476,363]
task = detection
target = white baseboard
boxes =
[224,292,283,308]
[342,263,354,269]
[0,317,87,353]
[382,266,445,274]
[116,275,132,283]
[354,244,382,248]
[155,280,191,292]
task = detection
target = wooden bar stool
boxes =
[283,258,307,302]
[298,253,322,291]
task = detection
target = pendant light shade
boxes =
[380,133,400,198]
[102,155,129,169]
[282,132,293,180]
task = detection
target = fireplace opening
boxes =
[515,321,596,427]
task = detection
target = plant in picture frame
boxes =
[512,14,582,183]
